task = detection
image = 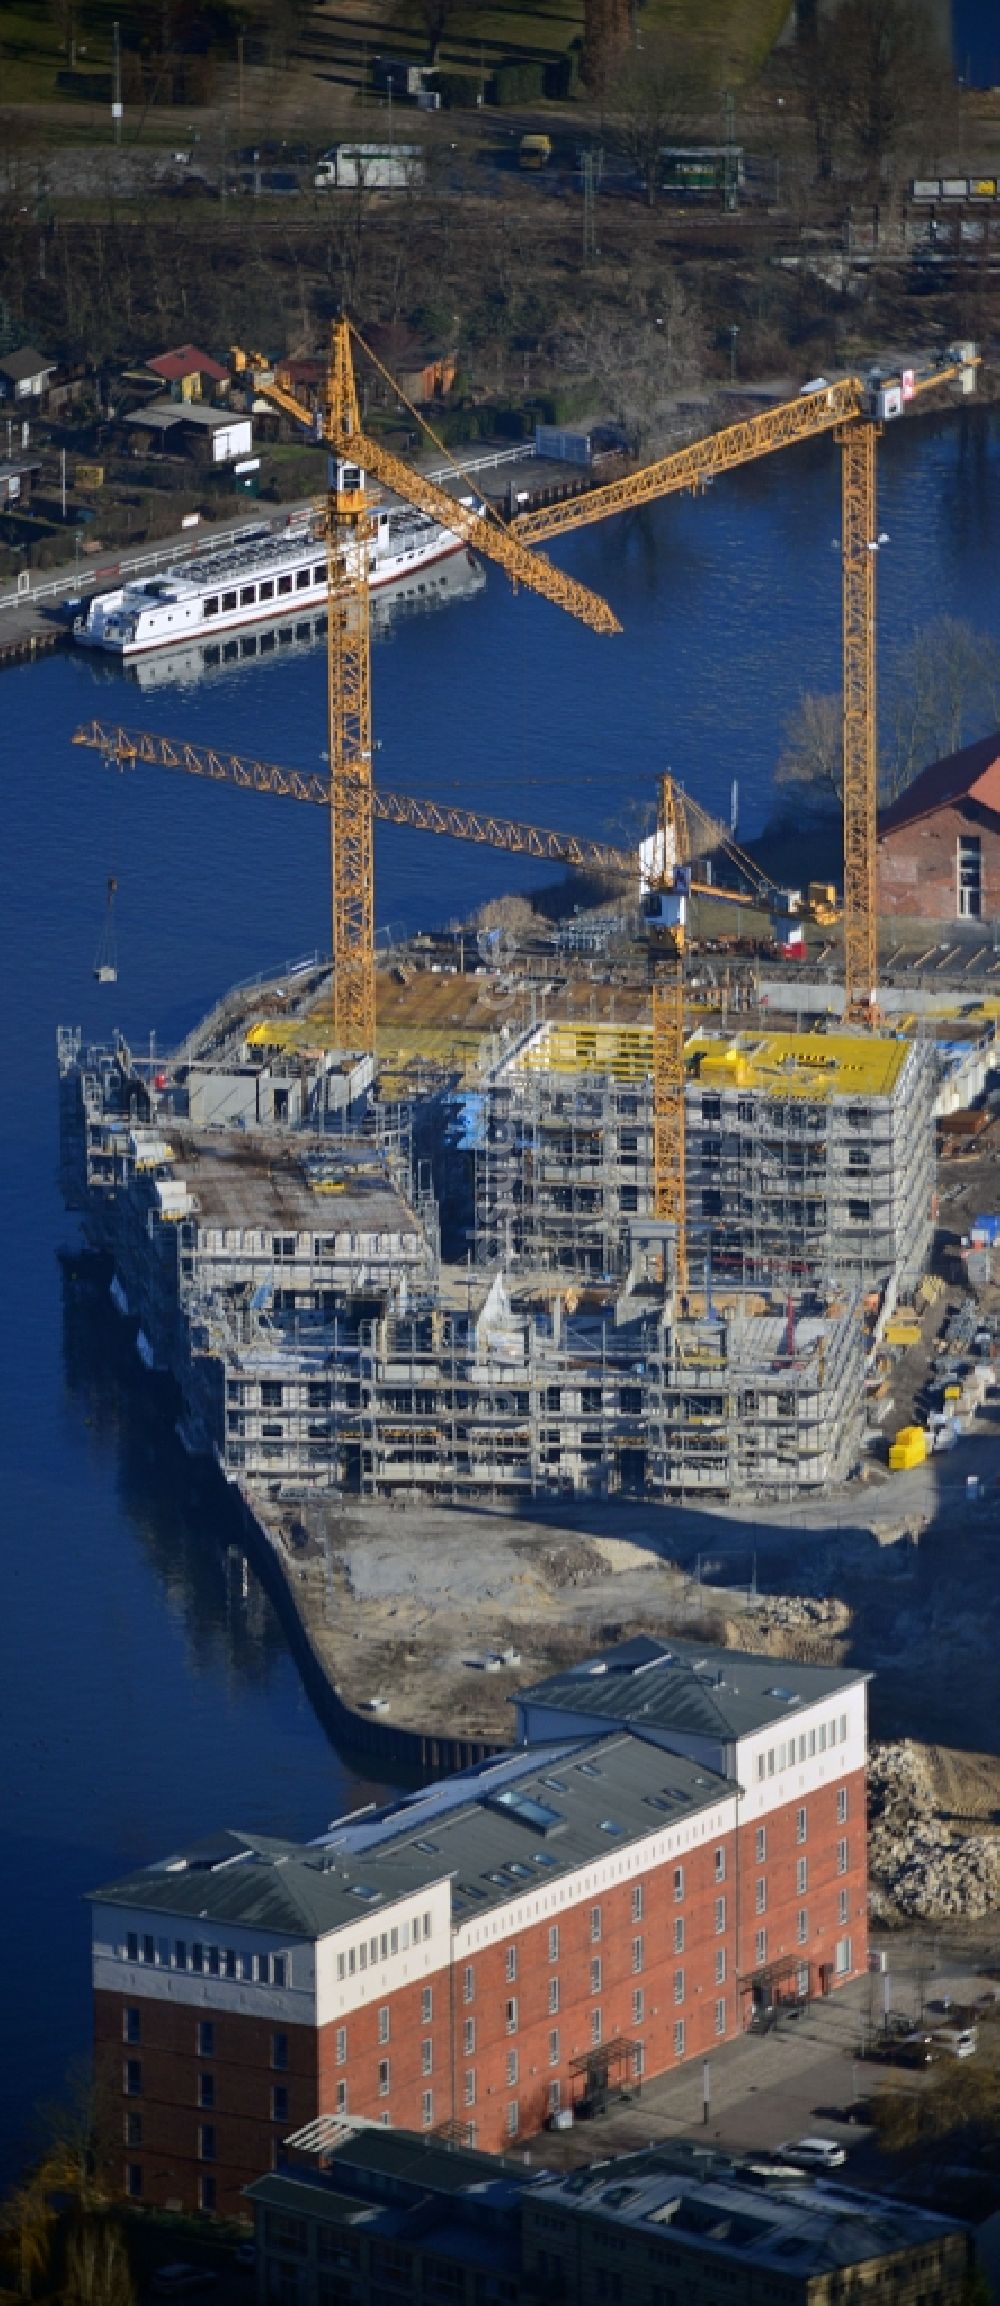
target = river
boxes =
[0,400,996,2185]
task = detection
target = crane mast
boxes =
[231,321,618,1059]
[839,420,879,1026]
[646,774,688,1298]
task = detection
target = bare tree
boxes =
[549,282,704,450]
[794,0,946,186]
[776,620,1000,816]
[885,616,1000,798]
[64,2222,136,2306]
[775,691,843,809]
[611,33,712,209]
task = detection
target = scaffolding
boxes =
[478,1022,936,1296]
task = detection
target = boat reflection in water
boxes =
[102,547,487,694]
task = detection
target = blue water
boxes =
[0,401,997,2182]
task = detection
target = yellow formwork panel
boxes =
[516,1021,910,1100]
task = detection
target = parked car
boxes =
[777,2136,847,2172]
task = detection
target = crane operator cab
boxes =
[643,872,689,938]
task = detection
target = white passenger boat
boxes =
[73,502,465,657]
[106,547,487,692]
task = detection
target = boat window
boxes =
[278,575,292,596]
[204,597,219,617]
[259,580,273,602]
[313,565,325,585]
[240,585,256,606]
[221,590,237,611]
[295,569,310,590]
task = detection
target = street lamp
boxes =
[729,325,740,385]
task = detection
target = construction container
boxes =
[889,1424,927,1470]
[885,1318,921,1348]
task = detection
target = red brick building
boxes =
[877,732,1000,921]
[90,1636,869,2217]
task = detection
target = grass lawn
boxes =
[397,0,788,76]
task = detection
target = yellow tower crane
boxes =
[515,346,978,1027]
[75,724,731,1291]
[231,322,619,1057]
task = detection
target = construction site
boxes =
[57,323,993,1520]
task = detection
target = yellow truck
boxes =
[519,134,552,169]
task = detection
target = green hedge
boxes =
[492,59,546,104]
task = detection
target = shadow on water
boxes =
[59,1251,429,1790]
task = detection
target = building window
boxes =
[958,832,983,918]
[126,2164,142,2199]
[422,2039,433,2077]
[197,2021,215,2059]
[796,1806,807,1845]
[590,1958,602,1995]
[142,1935,155,1965]
[335,2027,347,2067]
[462,1966,474,2004]
[632,1989,645,2026]
[755,1826,766,1864]
[714,1897,726,1935]
[199,2175,216,2213]
[506,2050,519,2087]
[272,2086,288,2125]
[715,1998,726,2038]
[464,2070,476,2106]
[422,2091,434,2129]
[674,1917,685,1954]
[673,1866,684,1902]
[378,2007,390,2046]
[198,2126,216,2163]
[548,1926,559,1962]
[838,1888,849,1925]
[591,2010,602,2047]
[505,1999,518,2035]
[548,2081,561,2114]
[715,1948,726,1986]
[590,1906,602,1943]
[378,2060,390,2097]
[755,1877,767,1915]
[123,2008,141,2045]
[797,1908,809,1945]
[124,2112,142,2148]
[548,2030,560,2067]
[548,1978,559,2015]
[507,2102,519,2139]
[837,1838,849,1875]
[198,2073,215,2110]
[126,1933,139,1963]
[123,2060,142,2098]
[755,1929,767,1967]
[505,1946,518,1983]
[463,2018,475,2056]
[674,1967,685,2005]
[420,1982,433,2023]
[631,1936,644,1974]
[631,1884,644,1922]
[674,2020,685,2058]
[797,1857,808,1895]
[714,1848,726,1883]
[837,1786,849,1824]
[835,1937,852,1976]
[335,2081,348,2115]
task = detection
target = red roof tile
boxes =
[878,731,1000,837]
[146,343,229,384]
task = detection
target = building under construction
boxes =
[477,1020,936,1297]
[57,962,901,1507]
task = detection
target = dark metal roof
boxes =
[89,1732,734,1937]
[878,730,1000,837]
[513,1635,864,1745]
